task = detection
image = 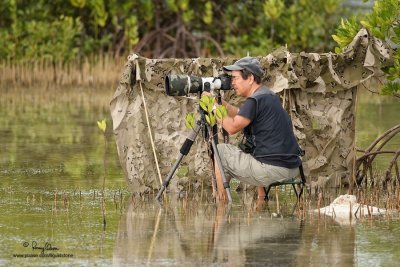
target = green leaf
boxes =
[178,0,189,11]
[215,105,228,119]
[125,16,139,47]
[221,107,228,117]
[332,17,361,48]
[70,0,86,8]
[207,104,214,113]
[210,115,216,126]
[203,1,213,25]
[205,114,211,125]
[200,95,207,105]
[166,0,178,12]
[200,101,208,112]
[263,0,284,21]
[97,119,107,133]
[200,95,215,113]
[182,10,194,23]
[360,20,372,29]
[331,35,343,45]
[209,96,216,112]
[205,114,217,127]
[185,112,196,129]
[216,109,222,119]
[381,81,400,96]
[90,0,108,27]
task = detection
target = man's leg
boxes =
[216,143,299,201]
[216,143,265,202]
[217,143,266,186]
[257,186,266,200]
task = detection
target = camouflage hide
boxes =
[110,28,392,193]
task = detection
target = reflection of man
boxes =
[204,57,302,201]
[113,198,304,266]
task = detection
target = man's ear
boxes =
[249,74,254,84]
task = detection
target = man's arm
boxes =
[202,92,251,135]
[221,114,251,135]
[220,99,238,118]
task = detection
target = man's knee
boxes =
[217,143,229,151]
[217,143,235,171]
[216,143,229,158]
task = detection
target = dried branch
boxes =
[197,33,225,57]
[385,149,400,183]
[355,124,400,187]
[365,124,400,152]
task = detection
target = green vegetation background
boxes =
[0,0,371,61]
[1,0,398,94]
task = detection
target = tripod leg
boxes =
[155,154,184,201]
[155,122,202,201]
[209,136,232,203]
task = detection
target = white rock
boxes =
[313,194,386,225]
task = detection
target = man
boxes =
[206,56,302,201]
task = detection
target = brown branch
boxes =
[355,124,400,186]
[134,31,159,53]
[355,150,398,185]
[356,150,397,163]
[361,82,380,95]
[365,124,400,152]
[173,24,184,57]
[369,128,400,163]
[385,149,400,183]
[179,24,201,57]
[159,46,174,58]
[154,8,161,58]
[197,33,225,57]
[133,21,180,55]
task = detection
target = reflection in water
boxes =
[113,197,357,266]
[0,86,127,266]
[296,219,355,266]
[1,86,399,266]
[0,86,124,189]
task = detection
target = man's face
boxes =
[231,70,252,97]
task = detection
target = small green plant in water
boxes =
[97,119,107,230]
[97,119,107,133]
[185,95,228,129]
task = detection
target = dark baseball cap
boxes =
[223,56,264,78]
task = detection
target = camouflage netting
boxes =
[110,28,393,194]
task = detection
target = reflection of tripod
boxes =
[155,104,232,203]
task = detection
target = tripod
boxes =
[155,103,232,203]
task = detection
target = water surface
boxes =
[0,87,399,266]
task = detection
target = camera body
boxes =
[165,74,232,96]
[239,139,255,154]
